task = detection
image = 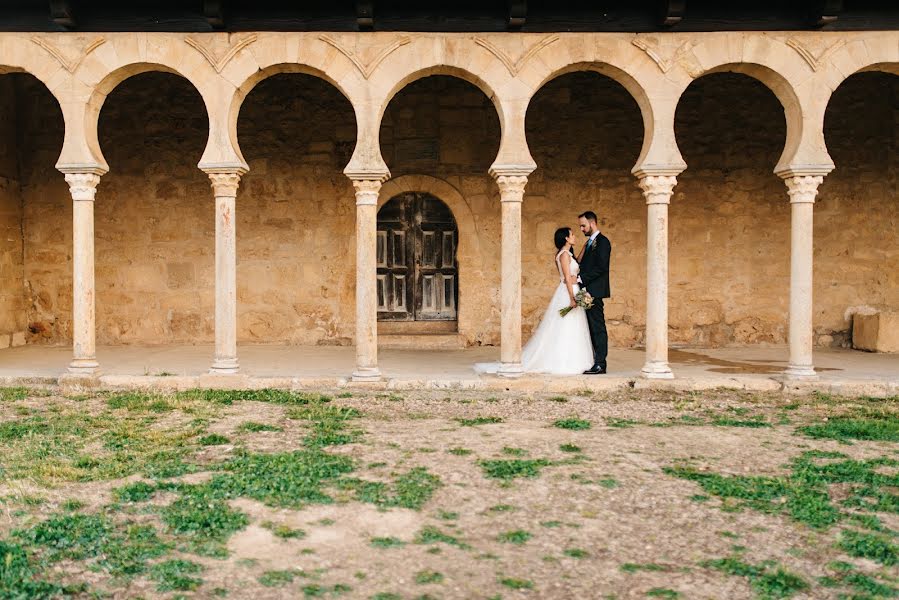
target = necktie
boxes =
[587,237,594,251]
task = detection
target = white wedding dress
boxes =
[475,250,594,375]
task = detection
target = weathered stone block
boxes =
[853,312,899,353]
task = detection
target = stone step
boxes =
[378,333,464,349]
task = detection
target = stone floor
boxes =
[0,344,897,395]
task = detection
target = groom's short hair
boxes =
[578,211,597,223]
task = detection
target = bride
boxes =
[476,227,594,375]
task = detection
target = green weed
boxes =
[499,577,534,590]
[262,521,305,539]
[621,563,670,573]
[414,526,470,549]
[664,450,899,530]
[702,556,809,599]
[456,417,503,426]
[151,558,203,592]
[15,514,170,578]
[0,539,84,597]
[338,467,441,510]
[259,569,299,587]
[114,481,156,503]
[838,530,899,566]
[502,447,527,456]
[237,421,282,433]
[199,433,230,445]
[447,447,473,456]
[0,387,32,402]
[161,486,249,555]
[606,418,640,428]
[212,448,355,508]
[553,418,591,430]
[371,537,406,548]
[414,570,444,584]
[799,412,899,443]
[479,458,552,480]
[498,530,531,544]
[646,589,680,599]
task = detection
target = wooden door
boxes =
[377,192,458,322]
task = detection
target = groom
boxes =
[577,211,611,375]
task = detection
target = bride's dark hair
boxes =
[554,227,573,256]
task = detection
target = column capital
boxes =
[352,179,382,206]
[345,167,391,184]
[494,174,528,203]
[637,174,677,205]
[64,172,101,202]
[204,168,246,197]
[783,175,824,204]
[489,163,534,179]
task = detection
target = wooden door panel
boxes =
[378,191,458,322]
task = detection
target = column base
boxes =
[498,362,524,378]
[209,357,239,375]
[352,366,382,382]
[641,361,674,379]
[785,364,817,379]
[68,357,100,375]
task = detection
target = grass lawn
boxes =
[0,386,897,599]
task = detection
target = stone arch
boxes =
[378,175,484,339]
[0,38,73,169]
[372,67,506,175]
[229,64,360,170]
[675,63,803,173]
[378,175,480,259]
[86,64,210,172]
[377,66,503,127]
[526,62,655,172]
[822,62,899,166]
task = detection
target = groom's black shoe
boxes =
[583,364,607,375]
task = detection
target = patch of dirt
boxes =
[1,388,896,599]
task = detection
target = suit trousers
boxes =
[586,298,608,368]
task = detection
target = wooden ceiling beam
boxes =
[204,0,226,30]
[508,0,526,30]
[812,0,842,27]
[49,0,75,29]
[357,1,374,30]
[660,0,686,27]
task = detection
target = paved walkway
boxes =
[0,344,897,395]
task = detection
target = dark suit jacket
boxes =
[579,232,611,299]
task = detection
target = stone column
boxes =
[783,174,823,379]
[206,170,244,374]
[492,173,528,377]
[65,172,102,374]
[352,179,382,382]
[637,174,677,379]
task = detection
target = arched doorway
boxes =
[377,192,458,323]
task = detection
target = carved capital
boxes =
[64,173,101,202]
[208,172,242,197]
[637,175,677,205]
[784,175,823,204]
[495,175,528,203]
[352,179,382,206]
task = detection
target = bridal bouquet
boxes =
[559,289,594,317]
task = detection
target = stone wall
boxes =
[0,76,24,347]
[13,70,899,348]
[819,72,899,347]
[237,74,357,345]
